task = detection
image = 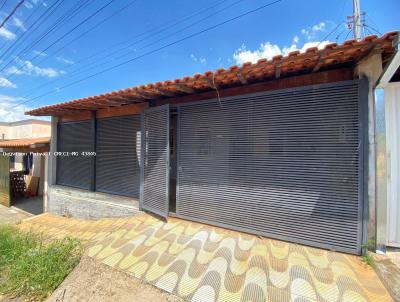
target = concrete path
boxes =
[0,204,31,224]
[19,214,393,302]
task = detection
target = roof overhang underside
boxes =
[27,32,399,117]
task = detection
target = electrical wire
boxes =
[317,21,344,47]
[364,24,381,36]
[15,0,283,108]
[4,0,115,81]
[0,0,24,29]
[0,0,93,74]
[36,0,139,65]
[0,0,8,12]
[0,0,41,53]
[20,0,231,97]
[56,0,245,82]
[0,0,64,67]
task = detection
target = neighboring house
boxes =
[27,32,399,256]
[0,120,51,210]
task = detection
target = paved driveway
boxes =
[0,204,31,224]
[19,214,392,302]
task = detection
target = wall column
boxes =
[355,52,383,251]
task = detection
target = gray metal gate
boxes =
[96,115,141,197]
[57,121,93,190]
[176,80,366,254]
[140,105,170,218]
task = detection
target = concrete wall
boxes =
[32,123,52,138]
[355,52,384,249]
[384,83,400,247]
[0,125,9,140]
[47,185,142,219]
[9,124,33,139]
[0,120,50,140]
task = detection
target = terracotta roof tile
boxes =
[0,137,50,148]
[27,32,399,116]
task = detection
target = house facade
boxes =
[0,120,51,204]
[27,32,399,255]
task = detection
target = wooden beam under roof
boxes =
[130,89,156,100]
[151,86,176,97]
[312,51,327,72]
[275,62,282,79]
[204,76,219,89]
[172,83,194,94]
[236,70,248,84]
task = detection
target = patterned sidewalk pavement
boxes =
[19,214,393,302]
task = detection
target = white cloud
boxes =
[233,40,331,65]
[301,21,327,40]
[33,50,47,57]
[0,94,30,122]
[233,21,334,65]
[0,77,17,88]
[233,42,282,64]
[56,56,74,65]
[0,27,16,40]
[24,2,34,8]
[190,54,207,64]
[6,59,65,78]
[13,17,26,31]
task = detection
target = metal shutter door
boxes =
[140,105,170,218]
[57,121,93,190]
[177,80,365,254]
[96,115,141,198]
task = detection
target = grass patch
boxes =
[0,225,82,301]
[362,253,375,267]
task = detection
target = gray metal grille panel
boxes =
[140,105,170,217]
[176,81,364,254]
[57,121,93,190]
[96,115,141,197]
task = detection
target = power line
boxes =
[0,0,64,67]
[0,0,8,12]
[364,24,381,36]
[16,0,283,108]
[0,0,40,53]
[34,0,140,67]
[50,0,245,84]
[318,21,345,47]
[32,0,227,71]
[20,0,231,97]
[0,0,92,74]
[4,0,114,81]
[0,0,24,29]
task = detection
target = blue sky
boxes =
[0,0,398,121]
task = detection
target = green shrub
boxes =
[0,225,82,301]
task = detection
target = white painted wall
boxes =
[0,120,50,140]
[385,82,400,247]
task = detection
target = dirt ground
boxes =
[46,256,184,302]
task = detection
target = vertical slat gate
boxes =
[176,80,365,254]
[96,115,141,197]
[140,105,170,218]
[57,121,93,190]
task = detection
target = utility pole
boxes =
[353,0,361,40]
